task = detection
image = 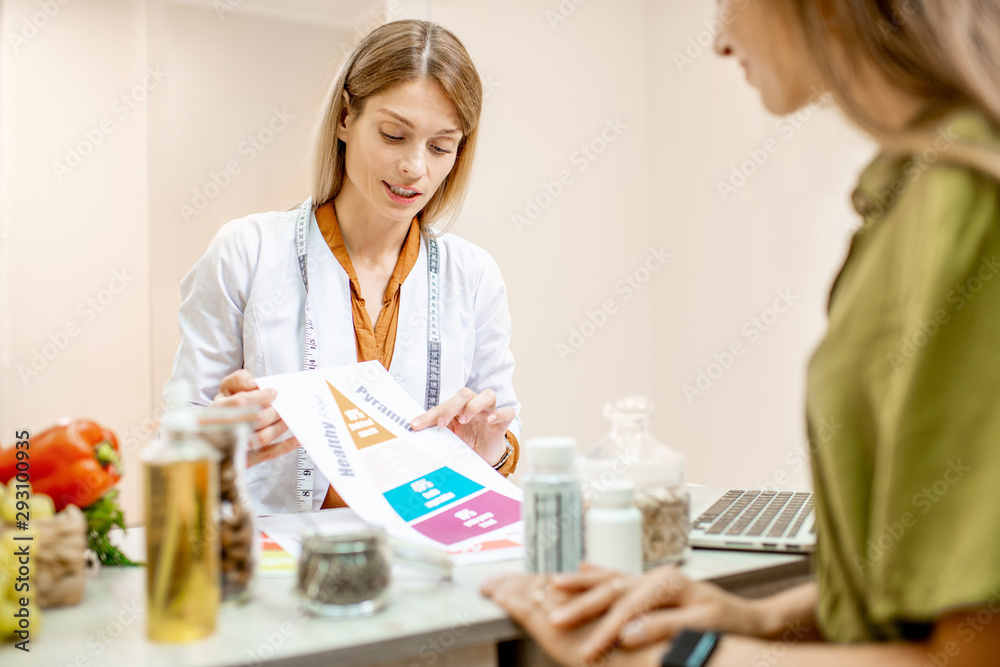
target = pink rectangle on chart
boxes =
[359,440,441,490]
[411,490,521,546]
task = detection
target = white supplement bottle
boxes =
[585,480,643,575]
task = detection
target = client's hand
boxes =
[547,565,761,663]
[213,369,300,468]
[410,388,513,467]
[481,572,667,667]
[545,564,641,627]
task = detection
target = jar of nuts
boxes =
[579,396,689,568]
[196,407,258,604]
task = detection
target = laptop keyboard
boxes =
[693,490,814,539]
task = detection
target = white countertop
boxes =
[3,486,811,666]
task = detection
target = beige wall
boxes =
[0,0,360,521]
[642,2,874,489]
[424,0,875,490]
[421,0,659,463]
[1,0,152,518]
[1,0,880,523]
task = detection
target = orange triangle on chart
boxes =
[326,381,396,450]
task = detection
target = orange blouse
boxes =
[315,201,421,369]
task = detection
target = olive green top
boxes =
[808,109,1000,643]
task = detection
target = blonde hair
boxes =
[787,0,1000,180]
[312,20,483,232]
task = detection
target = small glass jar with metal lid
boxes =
[296,524,391,617]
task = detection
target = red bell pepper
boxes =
[0,418,122,512]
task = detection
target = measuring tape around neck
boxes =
[424,237,442,411]
[293,199,441,512]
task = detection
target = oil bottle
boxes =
[143,402,221,642]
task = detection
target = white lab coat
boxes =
[164,206,521,513]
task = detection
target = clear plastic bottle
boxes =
[143,404,221,642]
[580,396,689,567]
[585,480,643,575]
[522,437,583,574]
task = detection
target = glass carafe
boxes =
[580,396,689,567]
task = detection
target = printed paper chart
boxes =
[331,380,521,547]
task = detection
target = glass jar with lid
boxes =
[579,396,689,567]
[296,524,391,617]
[195,405,259,604]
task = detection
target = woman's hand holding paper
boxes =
[214,369,301,468]
[411,387,514,467]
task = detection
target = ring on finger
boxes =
[621,617,646,642]
[532,576,551,605]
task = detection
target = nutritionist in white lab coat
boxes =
[164,20,521,514]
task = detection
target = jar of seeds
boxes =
[297,524,391,618]
[195,406,259,604]
[579,396,689,567]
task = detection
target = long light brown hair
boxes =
[311,20,483,232]
[787,0,1000,179]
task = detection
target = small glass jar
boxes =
[296,525,391,618]
[580,396,690,568]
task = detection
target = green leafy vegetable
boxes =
[82,490,141,567]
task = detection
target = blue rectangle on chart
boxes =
[383,467,484,522]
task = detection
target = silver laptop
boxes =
[688,486,816,553]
